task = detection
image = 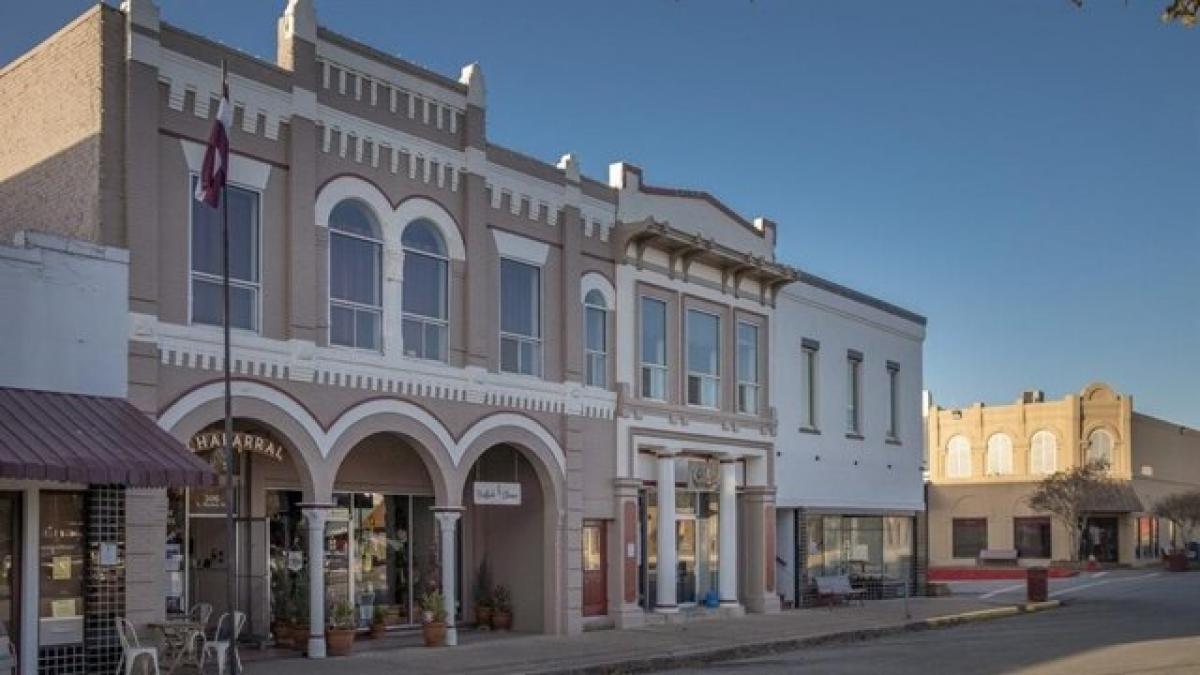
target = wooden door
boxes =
[582,520,607,617]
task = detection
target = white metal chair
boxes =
[189,603,214,631]
[199,611,245,675]
[114,618,160,675]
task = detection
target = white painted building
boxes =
[772,274,926,607]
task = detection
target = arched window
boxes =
[1030,430,1058,475]
[1087,429,1114,467]
[986,433,1013,476]
[401,219,449,361]
[946,435,972,478]
[329,200,382,350]
[584,289,608,387]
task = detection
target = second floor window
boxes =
[1030,430,1058,475]
[191,180,260,331]
[401,219,448,361]
[500,258,541,376]
[736,322,759,415]
[801,341,818,430]
[584,290,608,388]
[1086,429,1114,467]
[846,351,862,435]
[886,362,900,440]
[329,200,382,350]
[640,297,668,400]
[686,309,720,408]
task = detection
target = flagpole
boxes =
[218,57,240,675]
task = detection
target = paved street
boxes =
[680,570,1200,674]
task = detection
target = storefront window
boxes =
[350,494,412,627]
[39,492,84,647]
[1014,517,1052,559]
[1135,516,1159,559]
[805,515,914,599]
[267,490,306,626]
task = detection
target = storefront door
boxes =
[0,493,18,650]
[581,521,606,617]
[1083,517,1120,563]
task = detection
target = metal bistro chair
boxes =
[198,611,245,675]
[189,603,214,632]
[115,618,161,675]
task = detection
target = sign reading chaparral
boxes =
[188,429,285,463]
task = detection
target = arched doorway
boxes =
[326,432,443,631]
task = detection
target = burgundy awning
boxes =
[0,387,216,487]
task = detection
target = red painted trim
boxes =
[928,567,1080,581]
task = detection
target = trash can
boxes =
[1027,566,1048,603]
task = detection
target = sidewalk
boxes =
[245,596,1045,674]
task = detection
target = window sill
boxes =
[845,432,865,441]
[799,427,821,435]
[885,437,902,446]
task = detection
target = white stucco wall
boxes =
[772,279,926,512]
[0,231,128,397]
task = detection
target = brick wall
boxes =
[0,7,107,245]
[125,488,168,630]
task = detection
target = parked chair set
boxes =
[116,604,245,675]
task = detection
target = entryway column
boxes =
[718,456,740,607]
[655,449,678,613]
[302,506,329,658]
[434,508,463,645]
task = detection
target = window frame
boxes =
[1013,516,1052,559]
[188,175,263,333]
[1030,430,1058,476]
[685,307,722,409]
[985,433,1014,476]
[498,257,543,377]
[735,320,760,415]
[952,517,989,559]
[1086,428,1115,467]
[801,340,819,431]
[639,295,669,401]
[845,351,863,436]
[886,361,900,441]
[946,435,972,478]
[583,289,609,388]
[327,199,384,351]
[400,219,450,362]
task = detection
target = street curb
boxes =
[530,602,1062,675]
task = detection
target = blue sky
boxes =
[3,1,1197,426]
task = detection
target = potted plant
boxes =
[290,574,310,651]
[369,604,388,639]
[420,590,448,647]
[491,584,513,631]
[326,601,357,657]
[271,573,294,647]
[473,557,494,628]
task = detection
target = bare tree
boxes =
[1153,490,1200,551]
[1027,461,1117,563]
[1069,0,1199,27]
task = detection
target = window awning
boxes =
[1083,482,1144,514]
[0,387,216,487]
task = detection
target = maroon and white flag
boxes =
[194,79,231,208]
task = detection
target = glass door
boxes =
[0,493,19,651]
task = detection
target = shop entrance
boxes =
[0,493,19,652]
[640,489,720,609]
[1082,516,1120,563]
[581,521,606,617]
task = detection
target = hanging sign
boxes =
[189,430,285,462]
[473,481,522,506]
[688,459,720,492]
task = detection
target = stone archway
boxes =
[454,415,567,635]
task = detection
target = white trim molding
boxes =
[179,139,272,191]
[492,229,549,266]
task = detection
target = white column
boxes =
[302,507,329,659]
[718,457,740,606]
[655,450,678,612]
[20,488,38,675]
[434,508,463,646]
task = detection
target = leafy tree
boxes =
[1153,490,1200,551]
[1070,0,1198,27]
[1027,461,1117,562]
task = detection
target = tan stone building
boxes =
[926,383,1200,568]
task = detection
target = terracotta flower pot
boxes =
[326,627,356,657]
[491,610,512,631]
[369,622,387,639]
[475,605,493,628]
[271,621,292,648]
[422,621,447,647]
